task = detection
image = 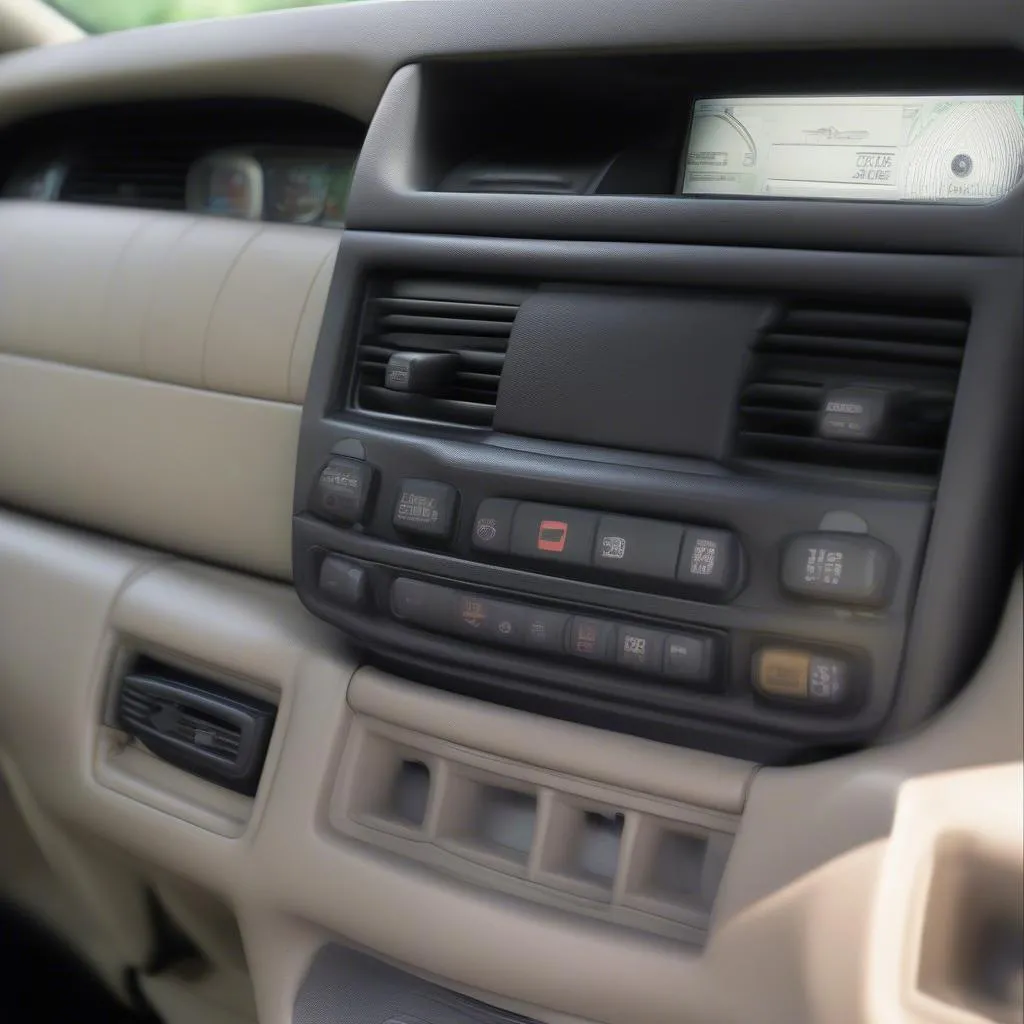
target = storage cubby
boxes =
[537,800,625,901]
[390,759,432,828]
[622,817,733,925]
[650,829,708,900]
[437,772,538,872]
[332,719,739,945]
[345,733,436,835]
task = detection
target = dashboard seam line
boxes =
[94,212,159,375]
[287,245,338,402]
[200,225,268,391]
[0,350,300,407]
[139,216,203,381]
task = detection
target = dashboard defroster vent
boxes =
[353,279,532,427]
[736,303,969,478]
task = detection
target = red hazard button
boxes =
[510,504,598,567]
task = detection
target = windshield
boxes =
[55,0,352,33]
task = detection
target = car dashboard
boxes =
[0,3,1021,1024]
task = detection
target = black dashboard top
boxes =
[4,0,1023,119]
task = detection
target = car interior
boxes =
[0,0,1022,1022]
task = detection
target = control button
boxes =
[781,533,892,607]
[486,603,525,646]
[754,648,810,698]
[677,528,739,593]
[753,648,852,707]
[592,516,684,580]
[453,593,525,645]
[663,633,715,685]
[318,556,368,609]
[807,655,849,705]
[471,499,518,554]
[616,625,665,674]
[314,457,374,524]
[568,617,615,661]
[511,504,599,567]
[453,592,490,634]
[393,480,458,539]
[385,351,458,394]
[391,578,454,631]
[519,607,570,654]
[819,387,889,442]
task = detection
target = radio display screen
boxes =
[680,95,1024,203]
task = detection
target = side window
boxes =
[53,0,352,34]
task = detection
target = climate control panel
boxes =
[313,458,746,601]
[286,226,1016,765]
[292,424,926,763]
[390,575,722,685]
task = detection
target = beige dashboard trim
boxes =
[716,571,1024,922]
[348,670,753,814]
[0,355,298,578]
[0,202,339,578]
[867,762,1023,1024]
[0,511,1020,1024]
[0,202,338,404]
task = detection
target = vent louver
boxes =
[117,657,276,796]
[736,303,969,478]
[61,151,191,210]
[353,279,531,427]
[119,678,243,758]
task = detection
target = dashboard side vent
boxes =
[61,150,191,210]
[736,303,969,478]
[353,279,532,427]
[117,656,276,795]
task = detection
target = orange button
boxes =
[754,649,811,698]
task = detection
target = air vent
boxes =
[736,303,969,478]
[117,657,276,795]
[61,151,191,210]
[462,172,580,194]
[441,160,605,195]
[120,681,242,758]
[353,279,532,427]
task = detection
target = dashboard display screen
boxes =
[681,95,1024,202]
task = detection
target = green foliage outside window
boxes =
[55,0,354,34]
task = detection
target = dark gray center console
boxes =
[293,52,1023,765]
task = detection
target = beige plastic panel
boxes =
[348,670,752,814]
[0,202,338,402]
[867,762,1023,1024]
[0,355,298,578]
[328,711,739,943]
[0,510,1021,1024]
